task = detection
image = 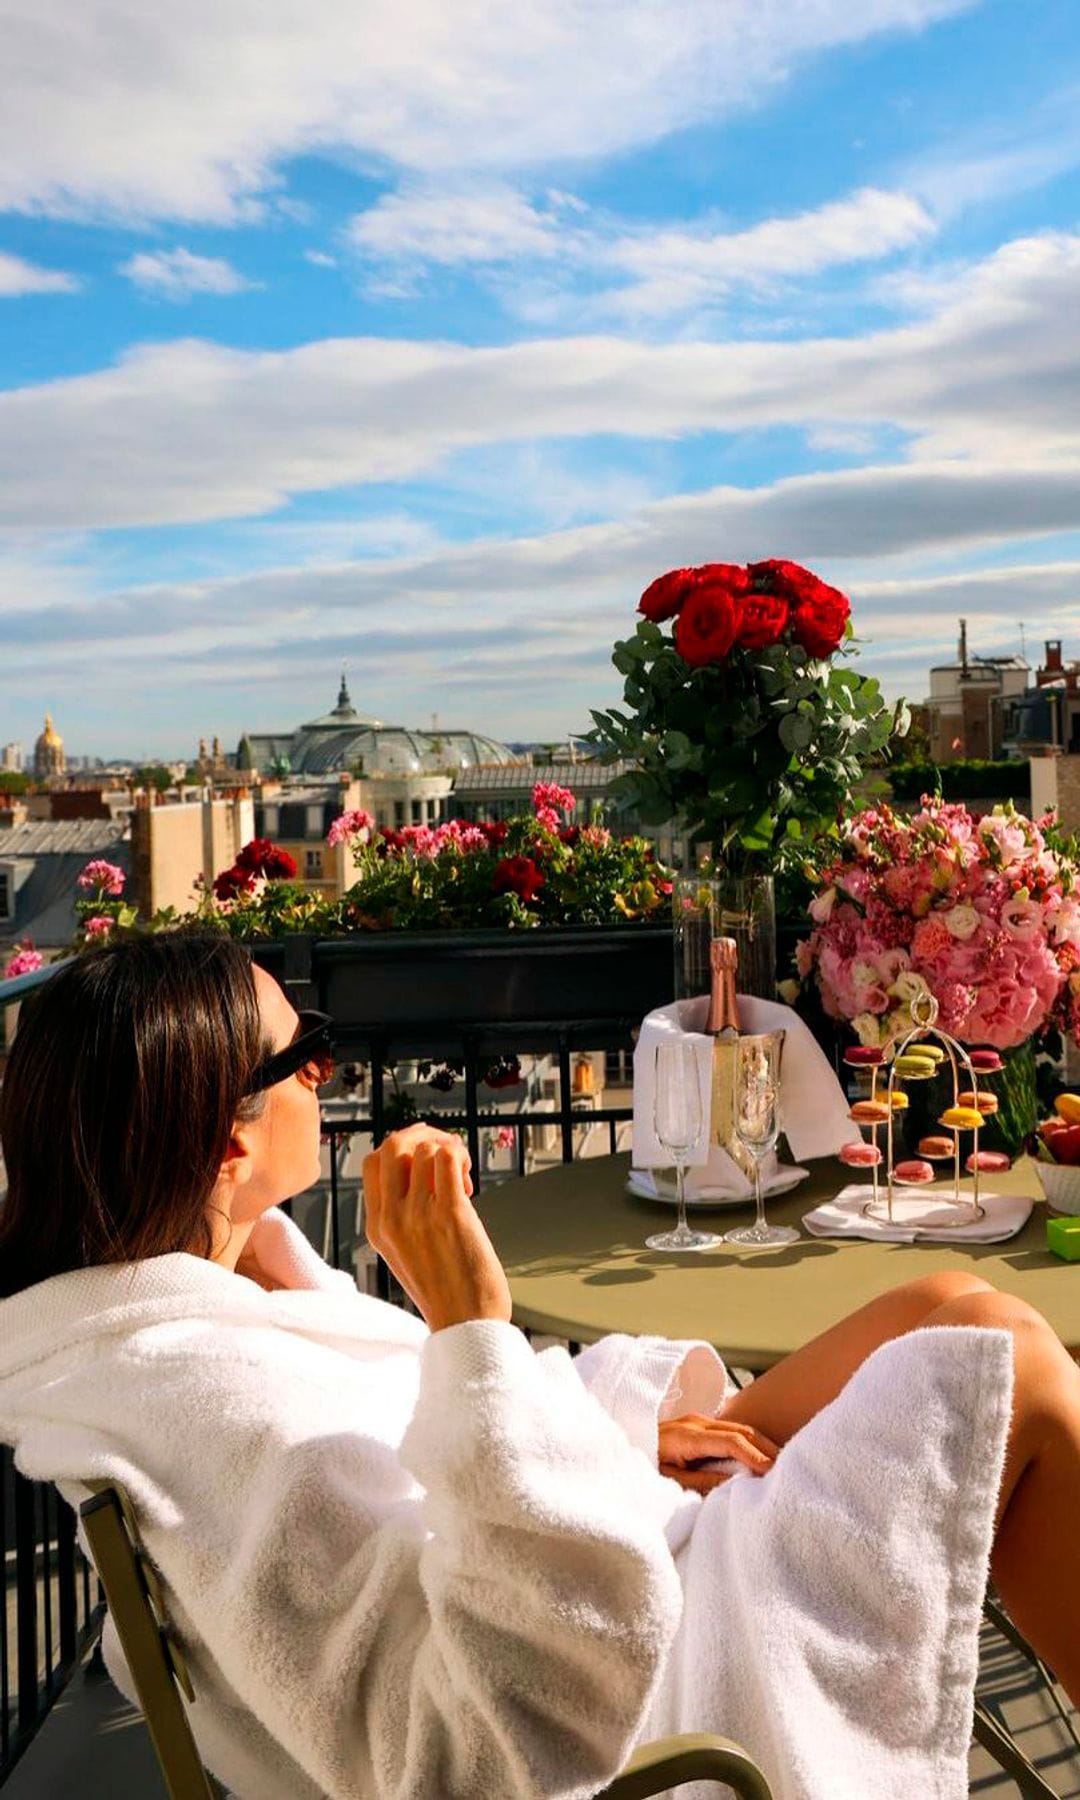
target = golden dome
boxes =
[37,712,63,748]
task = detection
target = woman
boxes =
[0,932,1077,1800]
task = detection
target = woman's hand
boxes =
[658,1412,779,1494]
[363,1125,512,1333]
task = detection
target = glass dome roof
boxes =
[261,677,516,776]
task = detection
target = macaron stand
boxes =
[838,992,1009,1229]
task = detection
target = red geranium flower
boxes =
[235,837,298,879]
[492,855,545,904]
[213,864,257,901]
[674,582,738,668]
[638,567,697,622]
[736,592,789,649]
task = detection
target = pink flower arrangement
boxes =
[4,941,44,980]
[83,916,114,940]
[799,797,1080,1051]
[76,859,125,896]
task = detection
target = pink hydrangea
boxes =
[799,796,1080,1049]
[4,942,44,980]
[327,808,374,848]
[76,859,125,896]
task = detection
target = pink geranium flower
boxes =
[327,809,374,848]
[76,859,125,896]
[5,942,44,979]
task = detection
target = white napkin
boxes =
[631,994,860,1202]
[802,1183,1035,1244]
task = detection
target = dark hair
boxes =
[0,932,270,1296]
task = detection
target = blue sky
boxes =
[2,0,1080,758]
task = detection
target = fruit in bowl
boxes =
[1038,1098,1080,1166]
[1036,1096,1080,1214]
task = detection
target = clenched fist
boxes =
[363,1125,512,1333]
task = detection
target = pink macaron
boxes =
[894,1159,935,1185]
[968,1049,1004,1073]
[965,1149,1012,1174]
[843,1045,885,1066]
[839,1140,882,1168]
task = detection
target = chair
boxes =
[79,1485,774,1800]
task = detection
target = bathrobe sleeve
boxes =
[142,1317,685,1800]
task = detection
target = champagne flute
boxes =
[646,1039,722,1252]
[724,1031,799,1248]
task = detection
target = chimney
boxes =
[1044,639,1063,673]
[958,617,969,675]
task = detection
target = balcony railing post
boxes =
[558,1038,574,1164]
[14,1473,38,1732]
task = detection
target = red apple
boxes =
[1042,1120,1080,1165]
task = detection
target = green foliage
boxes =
[0,771,31,795]
[133,764,174,793]
[887,759,1030,803]
[588,621,904,875]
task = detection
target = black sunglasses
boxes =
[246,1010,337,1095]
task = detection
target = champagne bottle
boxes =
[706,936,742,1151]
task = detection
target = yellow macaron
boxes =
[1055,1093,1080,1125]
[939,1105,984,1131]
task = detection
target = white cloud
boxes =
[2,230,1080,530]
[346,184,931,317]
[0,0,973,223]
[303,249,338,268]
[119,247,255,299]
[4,516,1079,752]
[348,185,566,270]
[0,251,79,296]
[601,189,934,317]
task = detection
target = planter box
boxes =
[252,926,674,1055]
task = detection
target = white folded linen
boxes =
[632,994,860,1199]
[802,1182,1035,1243]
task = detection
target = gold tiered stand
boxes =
[843,992,1006,1229]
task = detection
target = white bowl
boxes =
[1036,1161,1080,1215]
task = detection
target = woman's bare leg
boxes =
[722,1272,1080,1704]
[719,1270,994,1443]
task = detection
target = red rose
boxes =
[736,592,789,649]
[638,567,697,622]
[673,582,738,668]
[492,855,545,904]
[748,559,827,605]
[790,587,851,658]
[695,562,752,596]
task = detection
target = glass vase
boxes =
[673,874,777,1002]
[898,1036,1038,1161]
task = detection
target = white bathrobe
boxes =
[0,1209,1013,1800]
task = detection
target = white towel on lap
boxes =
[650,1324,1014,1800]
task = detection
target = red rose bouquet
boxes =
[590,557,904,873]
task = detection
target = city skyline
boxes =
[3,1,1080,755]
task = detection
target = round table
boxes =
[477,1152,1080,1369]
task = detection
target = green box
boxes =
[1046,1216,1080,1261]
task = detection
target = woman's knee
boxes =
[895,1269,995,1320]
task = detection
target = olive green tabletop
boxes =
[476,1152,1080,1369]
